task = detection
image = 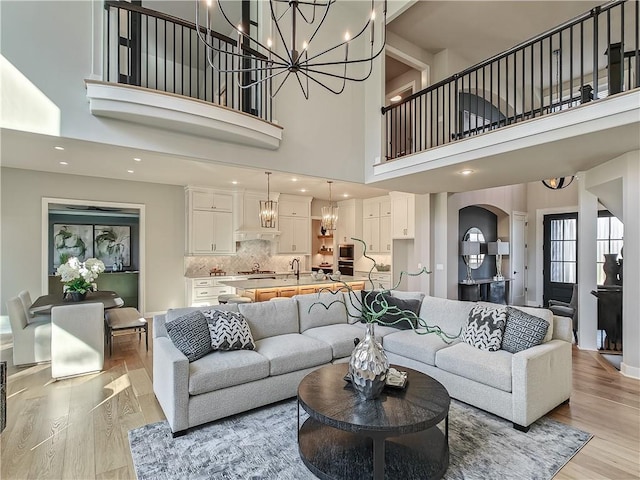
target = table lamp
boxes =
[460,241,481,284]
[488,239,510,280]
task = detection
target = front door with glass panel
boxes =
[543,213,577,307]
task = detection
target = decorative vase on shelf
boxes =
[65,291,87,302]
[348,323,389,400]
[603,253,621,285]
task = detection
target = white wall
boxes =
[1,167,185,315]
[1,1,367,184]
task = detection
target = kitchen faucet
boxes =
[252,262,260,273]
[290,258,301,281]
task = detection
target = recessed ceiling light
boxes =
[54,146,65,151]
[459,169,474,175]
[300,188,307,193]
[133,157,142,162]
[291,178,298,182]
[343,193,349,198]
[127,169,134,174]
[59,161,68,166]
[231,180,238,185]
[390,95,402,103]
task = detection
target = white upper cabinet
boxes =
[362,196,391,253]
[186,187,235,254]
[277,194,312,254]
[390,192,415,239]
[191,189,233,211]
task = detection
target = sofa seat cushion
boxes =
[383,330,454,366]
[188,350,269,395]
[255,333,332,375]
[303,324,364,359]
[435,342,513,392]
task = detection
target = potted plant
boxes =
[55,257,105,301]
[311,239,459,399]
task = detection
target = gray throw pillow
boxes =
[462,304,507,351]
[501,307,549,353]
[165,310,212,362]
[204,310,255,351]
[361,291,422,329]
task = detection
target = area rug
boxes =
[129,399,592,480]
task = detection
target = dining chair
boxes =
[51,302,104,379]
[18,290,51,325]
[6,297,52,366]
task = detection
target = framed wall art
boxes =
[94,225,131,268]
[53,224,94,267]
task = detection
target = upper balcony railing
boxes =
[104,1,272,122]
[382,0,639,161]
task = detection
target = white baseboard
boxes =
[621,362,640,379]
[526,301,542,307]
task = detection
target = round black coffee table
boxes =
[297,363,450,480]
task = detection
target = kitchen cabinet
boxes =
[191,210,233,254]
[278,194,311,254]
[192,190,233,211]
[186,277,237,306]
[278,216,310,253]
[279,198,309,217]
[277,286,299,298]
[186,187,235,255]
[390,192,415,239]
[357,271,392,290]
[336,199,362,245]
[362,196,391,253]
[363,217,380,253]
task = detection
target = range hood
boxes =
[234,228,281,241]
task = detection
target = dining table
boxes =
[29,290,124,316]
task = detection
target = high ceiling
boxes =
[388,1,603,67]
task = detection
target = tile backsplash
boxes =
[185,240,305,276]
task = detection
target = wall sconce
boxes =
[487,239,510,280]
[460,241,481,284]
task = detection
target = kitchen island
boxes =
[221,276,367,302]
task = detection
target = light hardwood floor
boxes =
[1,327,639,479]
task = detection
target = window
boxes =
[550,217,577,283]
[596,211,624,285]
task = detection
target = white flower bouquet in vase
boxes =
[56,257,105,301]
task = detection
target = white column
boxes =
[621,153,640,378]
[577,173,599,351]
[432,192,449,298]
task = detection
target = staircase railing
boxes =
[104,1,272,122]
[381,0,639,161]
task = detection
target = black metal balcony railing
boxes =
[382,0,639,161]
[104,1,272,122]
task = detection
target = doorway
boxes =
[42,197,146,313]
[543,212,577,306]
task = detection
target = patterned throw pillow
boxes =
[462,304,507,351]
[165,310,212,362]
[204,310,255,351]
[501,307,550,353]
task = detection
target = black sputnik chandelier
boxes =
[195,0,387,99]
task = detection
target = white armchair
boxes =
[18,290,51,325]
[51,303,104,379]
[6,297,52,366]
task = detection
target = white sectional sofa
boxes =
[153,291,572,436]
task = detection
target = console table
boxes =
[297,363,450,480]
[459,278,512,304]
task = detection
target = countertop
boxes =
[185,271,312,279]
[221,275,368,289]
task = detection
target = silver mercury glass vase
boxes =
[349,323,389,400]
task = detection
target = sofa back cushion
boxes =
[238,299,299,341]
[294,292,348,332]
[166,304,239,323]
[361,291,422,330]
[418,295,475,337]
